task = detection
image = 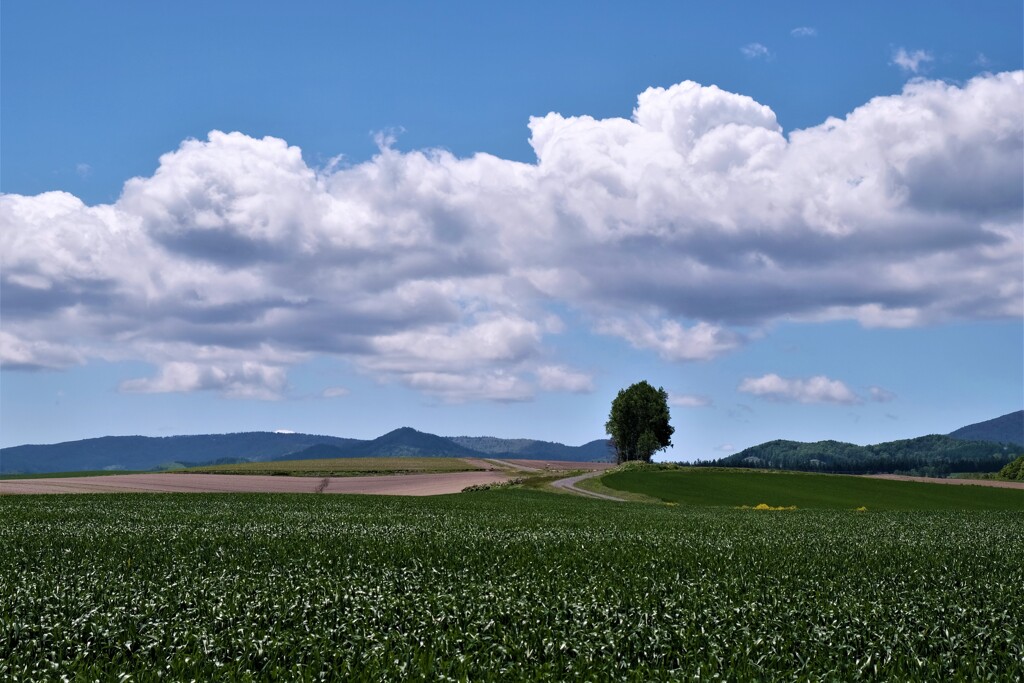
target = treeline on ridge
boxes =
[701,434,1021,477]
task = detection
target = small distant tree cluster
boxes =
[998,455,1024,481]
[605,381,674,464]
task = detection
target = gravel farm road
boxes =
[551,470,625,502]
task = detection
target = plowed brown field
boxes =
[862,474,1024,489]
[500,459,614,471]
[0,471,510,496]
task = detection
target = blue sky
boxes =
[2,2,1022,458]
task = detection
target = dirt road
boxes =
[551,470,625,501]
[0,471,510,496]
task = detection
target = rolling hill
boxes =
[284,428,484,460]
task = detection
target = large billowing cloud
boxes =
[2,72,1021,400]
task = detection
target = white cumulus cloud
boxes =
[2,71,1021,401]
[596,318,744,362]
[738,374,862,404]
[120,361,287,400]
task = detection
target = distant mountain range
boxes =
[707,411,1023,477]
[0,428,613,474]
[3,411,1019,476]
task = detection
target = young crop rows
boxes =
[2,491,1021,681]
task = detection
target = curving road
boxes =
[551,470,625,502]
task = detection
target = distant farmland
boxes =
[183,456,487,477]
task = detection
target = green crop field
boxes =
[2,490,1021,681]
[184,456,482,477]
[601,467,1024,510]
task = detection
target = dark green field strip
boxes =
[1,492,1021,681]
[602,468,1024,510]
[184,456,481,476]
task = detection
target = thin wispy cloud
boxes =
[868,386,897,403]
[791,26,817,38]
[891,47,933,73]
[741,42,771,59]
[535,365,595,393]
[670,394,713,408]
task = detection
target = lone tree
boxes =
[605,381,674,464]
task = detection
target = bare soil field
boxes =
[0,471,510,496]
[185,456,485,476]
[862,474,1024,490]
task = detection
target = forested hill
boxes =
[708,434,1020,477]
[286,428,484,460]
[947,410,1023,447]
[447,436,612,461]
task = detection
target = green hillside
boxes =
[602,468,1024,510]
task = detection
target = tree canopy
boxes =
[605,381,674,464]
[998,455,1024,481]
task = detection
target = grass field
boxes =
[184,456,483,477]
[2,490,1021,680]
[601,467,1024,510]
